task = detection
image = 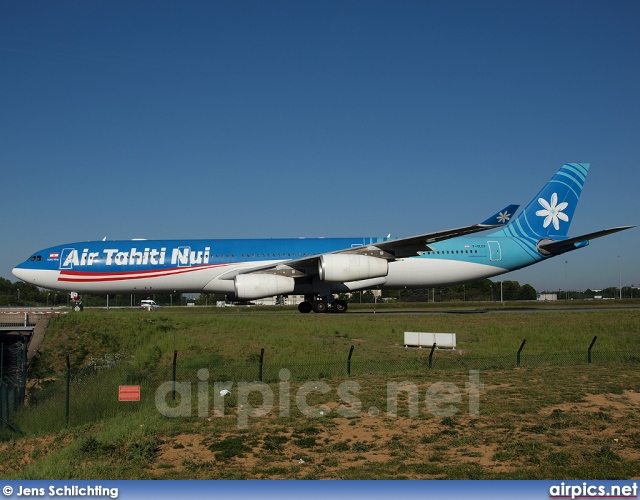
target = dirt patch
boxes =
[150,434,216,474]
[0,434,73,474]
[151,408,516,478]
[538,390,640,461]
[148,387,640,478]
[544,390,639,418]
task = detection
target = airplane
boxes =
[12,163,633,313]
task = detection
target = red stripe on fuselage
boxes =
[57,263,230,283]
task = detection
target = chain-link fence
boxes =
[0,340,27,432]
[204,347,640,383]
[2,339,639,436]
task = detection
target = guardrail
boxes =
[0,313,35,328]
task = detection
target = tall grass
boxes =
[6,306,638,432]
[29,306,640,374]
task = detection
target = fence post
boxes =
[172,350,178,401]
[588,336,598,364]
[517,339,527,367]
[20,336,27,403]
[1,383,6,425]
[429,343,437,369]
[259,348,265,382]
[347,345,355,376]
[65,353,70,426]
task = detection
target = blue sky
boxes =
[1,1,638,293]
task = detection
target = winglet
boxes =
[479,204,519,227]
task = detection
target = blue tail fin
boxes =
[505,163,589,239]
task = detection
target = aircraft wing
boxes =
[537,225,635,255]
[221,204,519,280]
[343,204,520,259]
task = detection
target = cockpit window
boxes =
[29,255,42,262]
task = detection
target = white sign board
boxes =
[404,332,456,349]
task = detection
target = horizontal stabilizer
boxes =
[537,225,635,255]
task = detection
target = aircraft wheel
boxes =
[298,301,312,314]
[334,300,348,313]
[312,300,327,313]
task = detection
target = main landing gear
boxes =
[298,296,348,314]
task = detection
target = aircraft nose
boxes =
[12,266,30,283]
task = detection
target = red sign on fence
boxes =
[118,385,141,402]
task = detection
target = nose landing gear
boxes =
[70,292,83,312]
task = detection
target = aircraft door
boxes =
[487,241,502,261]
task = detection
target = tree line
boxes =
[1,276,635,308]
[0,278,59,307]
[341,279,537,303]
[0,277,536,307]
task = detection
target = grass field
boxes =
[1,302,639,479]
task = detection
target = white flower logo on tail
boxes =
[536,193,569,230]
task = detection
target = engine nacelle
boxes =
[318,254,388,282]
[234,274,295,300]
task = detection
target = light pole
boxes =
[618,255,622,300]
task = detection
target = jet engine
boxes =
[234,274,295,300]
[318,254,388,282]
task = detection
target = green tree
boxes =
[499,281,521,301]
[518,284,537,300]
